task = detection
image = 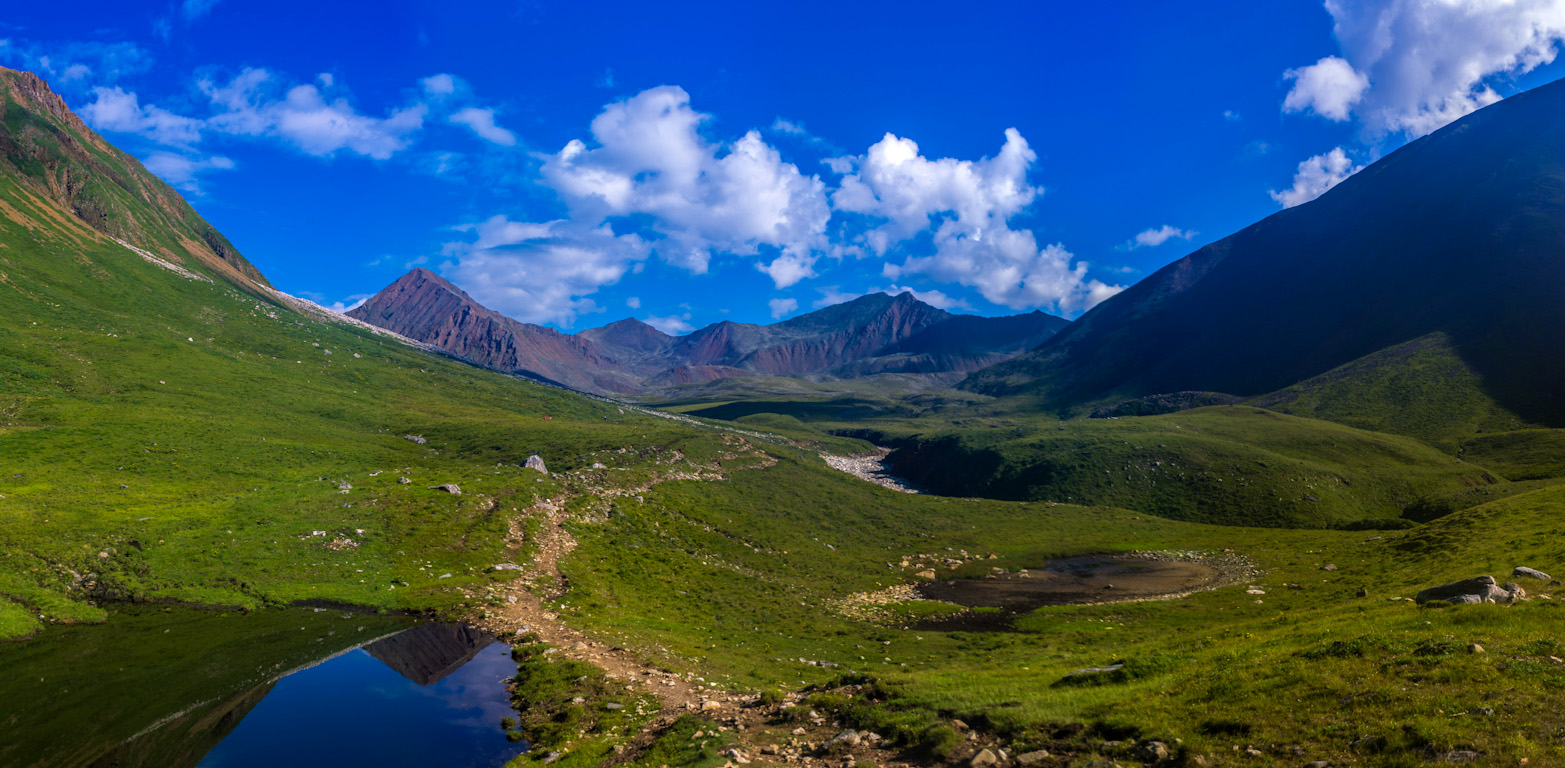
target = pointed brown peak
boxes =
[390,267,468,298]
[578,317,674,356]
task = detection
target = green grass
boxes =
[1252,333,1535,450]
[545,448,1565,765]
[876,405,1502,527]
[0,164,748,624]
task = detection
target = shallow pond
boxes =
[915,553,1222,630]
[0,606,525,768]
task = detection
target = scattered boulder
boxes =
[1435,750,1480,763]
[1321,564,1338,571]
[1513,566,1552,581]
[398,477,411,484]
[525,455,549,474]
[916,569,937,580]
[429,484,462,494]
[1415,576,1525,605]
[403,434,427,445]
[970,749,999,768]
[1136,741,1169,761]
[1468,643,1485,654]
[1015,750,1052,767]
[826,730,861,750]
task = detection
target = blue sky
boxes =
[7,1,1565,333]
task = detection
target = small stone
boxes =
[1468,643,1484,654]
[1437,751,1480,763]
[969,748,999,768]
[1015,750,1051,767]
[428,484,461,494]
[1137,741,1169,761]
[1513,566,1552,581]
[525,455,549,474]
[1322,564,1337,571]
[916,569,937,580]
[403,434,427,445]
[398,477,411,484]
[826,730,861,749]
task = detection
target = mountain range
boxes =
[347,268,1069,395]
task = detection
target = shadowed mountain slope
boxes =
[963,75,1565,431]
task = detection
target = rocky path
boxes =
[470,439,937,768]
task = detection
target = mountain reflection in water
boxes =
[0,607,521,768]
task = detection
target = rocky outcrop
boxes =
[1415,575,1526,605]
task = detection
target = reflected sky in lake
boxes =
[196,639,522,768]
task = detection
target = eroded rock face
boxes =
[1415,575,1526,605]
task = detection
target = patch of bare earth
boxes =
[820,448,922,494]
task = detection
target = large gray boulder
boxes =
[525,455,548,474]
[1415,575,1525,605]
[1513,566,1552,581]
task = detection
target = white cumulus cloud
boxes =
[1289,0,1565,136]
[768,297,798,319]
[1128,225,1196,249]
[1270,146,1365,207]
[832,129,1120,314]
[643,313,695,334]
[1282,56,1370,121]
[449,107,517,146]
[80,87,204,145]
[200,68,428,159]
[441,215,650,326]
[541,86,830,286]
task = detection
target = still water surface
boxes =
[198,631,522,768]
[0,607,525,768]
